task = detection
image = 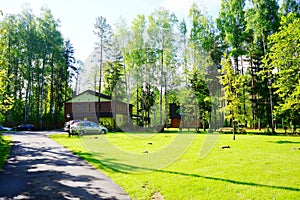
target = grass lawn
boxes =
[50,132,300,200]
[0,134,12,171]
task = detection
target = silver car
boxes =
[70,121,107,135]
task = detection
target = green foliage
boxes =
[189,4,216,72]
[94,16,113,93]
[280,0,300,17]
[219,57,252,128]
[137,83,158,124]
[0,69,13,123]
[189,3,215,52]
[176,87,199,129]
[190,68,211,123]
[246,0,280,53]
[103,61,124,97]
[0,135,11,171]
[263,13,300,131]
[0,6,74,128]
[217,0,247,69]
[1,1,298,131]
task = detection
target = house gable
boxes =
[66,90,111,103]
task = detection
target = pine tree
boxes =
[94,16,113,123]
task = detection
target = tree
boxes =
[246,0,280,133]
[38,7,64,129]
[0,54,13,123]
[20,7,38,124]
[263,13,300,133]
[113,17,131,126]
[190,68,211,131]
[280,0,300,17]
[219,56,251,140]
[63,38,76,97]
[126,14,147,126]
[0,14,19,123]
[216,0,246,73]
[94,16,112,123]
[73,60,83,95]
[103,61,123,97]
[178,19,188,84]
[147,8,178,128]
[189,3,215,74]
[137,83,157,127]
[176,87,199,132]
[0,6,73,129]
[189,3,222,131]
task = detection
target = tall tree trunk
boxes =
[262,33,275,134]
[164,68,168,129]
[125,67,131,128]
[50,55,55,129]
[160,48,163,127]
[234,56,239,74]
[40,60,45,130]
[24,58,32,123]
[97,37,103,124]
[250,55,256,129]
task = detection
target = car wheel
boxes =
[100,129,106,134]
[79,130,85,136]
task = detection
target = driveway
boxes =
[0,131,130,200]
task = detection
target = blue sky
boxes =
[0,0,220,62]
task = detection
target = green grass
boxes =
[50,132,300,200]
[0,134,12,171]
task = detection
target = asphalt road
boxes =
[0,131,130,200]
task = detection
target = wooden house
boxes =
[169,103,201,128]
[64,90,132,129]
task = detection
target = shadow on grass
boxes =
[74,151,128,174]
[156,169,300,192]
[270,140,300,144]
[73,150,300,192]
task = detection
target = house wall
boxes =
[169,103,202,128]
[64,100,133,129]
[171,118,181,128]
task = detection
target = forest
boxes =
[0,6,77,129]
[0,0,299,133]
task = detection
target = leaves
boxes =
[0,6,73,126]
[263,13,300,123]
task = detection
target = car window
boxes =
[75,122,82,126]
[90,122,97,127]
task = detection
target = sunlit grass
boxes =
[0,134,12,170]
[50,133,300,199]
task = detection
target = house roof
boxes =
[66,90,112,103]
[66,90,134,107]
[82,90,112,100]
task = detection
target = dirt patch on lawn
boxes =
[151,191,164,200]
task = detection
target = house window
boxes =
[88,104,91,112]
[77,104,81,111]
